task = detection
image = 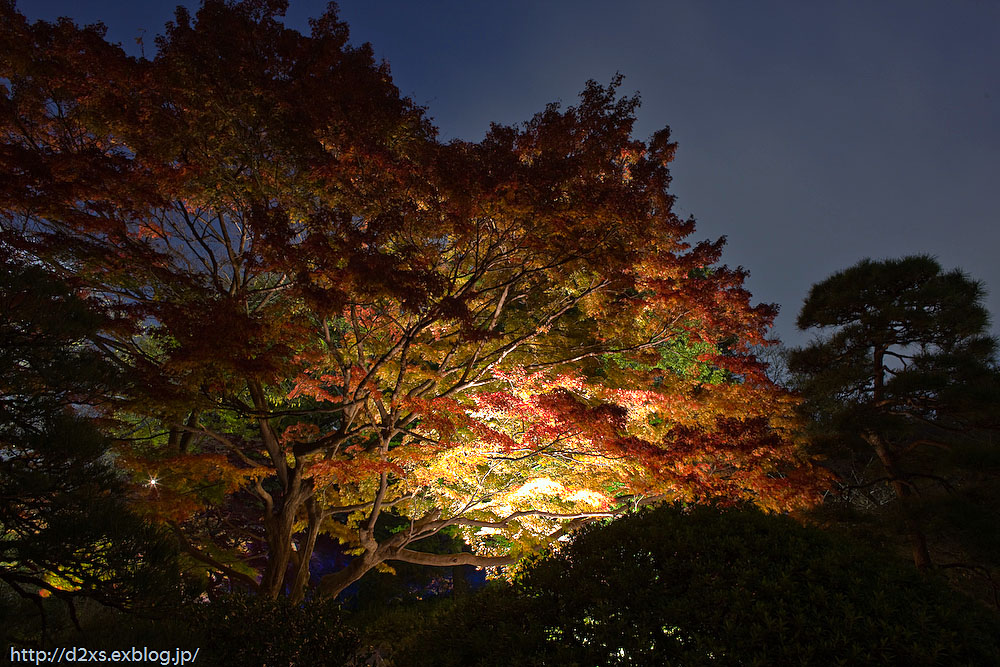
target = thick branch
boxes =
[390,549,517,568]
[451,509,619,530]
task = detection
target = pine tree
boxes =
[789,255,1000,571]
[0,253,178,643]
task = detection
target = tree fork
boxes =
[259,477,313,598]
[289,497,322,604]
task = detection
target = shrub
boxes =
[387,504,1000,666]
[187,593,359,666]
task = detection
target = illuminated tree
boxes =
[1,0,820,601]
[789,256,1000,570]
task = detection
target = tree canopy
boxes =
[0,0,821,602]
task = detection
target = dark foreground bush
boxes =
[384,504,1000,666]
[38,593,359,666]
[186,593,358,666]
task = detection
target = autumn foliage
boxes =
[0,0,822,601]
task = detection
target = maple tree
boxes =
[0,0,821,602]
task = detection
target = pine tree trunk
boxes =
[866,347,933,570]
[866,432,933,570]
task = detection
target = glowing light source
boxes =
[147,476,159,487]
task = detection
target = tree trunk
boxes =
[249,379,317,598]
[866,346,933,570]
[865,432,933,570]
[259,511,296,598]
[178,410,200,452]
[289,498,322,604]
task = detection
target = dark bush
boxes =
[387,504,1000,666]
[187,593,359,666]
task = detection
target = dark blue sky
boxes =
[18,1,1000,347]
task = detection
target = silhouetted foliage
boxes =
[0,255,179,645]
[39,593,358,664]
[381,504,1000,666]
[185,593,359,666]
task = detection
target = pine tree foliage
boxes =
[0,254,178,644]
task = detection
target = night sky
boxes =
[18,1,1000,348]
